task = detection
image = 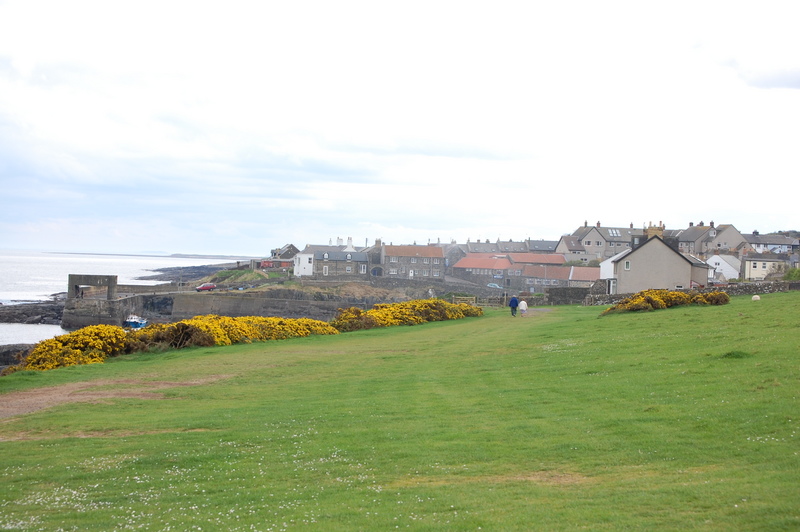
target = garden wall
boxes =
[583,281,796,306]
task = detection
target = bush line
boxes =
[601,289,730,315]
[2,298,483,374]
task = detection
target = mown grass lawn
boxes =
[1,293,798,530]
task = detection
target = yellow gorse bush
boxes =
[601,289,730,315]
[23,324,127,371]
[7,299,480,374]
[331,298,483,332]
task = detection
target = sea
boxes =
[0,250,237,345]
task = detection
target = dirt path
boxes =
[0,376,228,420]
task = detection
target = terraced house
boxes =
[559,221,645,260]
[378,244,445,281]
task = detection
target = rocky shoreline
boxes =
[0,301,64,326]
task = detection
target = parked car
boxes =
[196,283,217,292]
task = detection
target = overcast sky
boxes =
[1,1,798,256]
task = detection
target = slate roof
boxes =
[314,251,368,261]
[526,240,559,252]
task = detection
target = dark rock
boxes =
[0,344,33,366]
[0,302,64,325]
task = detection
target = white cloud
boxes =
[0,1,798,255]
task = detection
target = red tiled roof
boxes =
[507,253,565,265]
[521,264,571,280]
[453,257,513,269]
[384,245,444,258]
[569,267,601,282]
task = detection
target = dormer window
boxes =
[323,252,329,260]
[346,253,352,261]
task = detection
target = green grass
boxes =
[1,293,799,530]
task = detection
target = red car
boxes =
[195,283,217,292]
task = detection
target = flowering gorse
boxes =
[5,299,482,374]
[601,289,730,315]
[331,298,483,332]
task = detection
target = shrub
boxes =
[783,268,800,281]
[601,289,730,315]
[330,298,483,332]
[21,325,127,371]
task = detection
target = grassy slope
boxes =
[0,293,798,530]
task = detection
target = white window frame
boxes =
[624,260,631,271]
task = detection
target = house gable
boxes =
[610,236,708,293]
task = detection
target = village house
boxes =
[663,221,746,259]
[562,221,645,260]
[741,254,789,281]
[705,254,741,283]
[292,238,368,279]
[740,231,798,255]
[600,235,710,295]
[377,244,445,281]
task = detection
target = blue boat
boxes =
[123,314,148,329]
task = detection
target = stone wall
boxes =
[546,287,591,305]
[61,296,146,329]
[583,281,797,306]
[169,293,351,321]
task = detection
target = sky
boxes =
[1,1,798,256]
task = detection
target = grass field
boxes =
[1,293,798,530]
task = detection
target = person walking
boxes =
[518,298,528,317]
[508,295,519,317]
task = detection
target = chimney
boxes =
[710,221,715,228]
[698,221,704,226]
[596,221,601,227]
[630,222,633,229]
[753,230,759,236]
[689,222,694,227]
[584,220,588,227]
[375,238,382,246]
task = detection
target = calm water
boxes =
[0,249,236,345]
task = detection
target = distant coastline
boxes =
[45,251,259,260]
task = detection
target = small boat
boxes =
[123,314,148,329]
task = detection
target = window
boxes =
[360,264,367,274]
[346,253,352,261]
[389,268,398,275]
[323,265,329,276]
[584,240,591,246]
[423,258,429,264]
[433,258,440,264]
[762,263,767,269]
[411,257,417,263]
[423,270,429,276]
[307,257,312,264]
[596,241,602,246]
[345,266,352,273]
[323,252,329,259]
[390,256,398,262]
[624,260,631,271]
[433,270,440,277]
